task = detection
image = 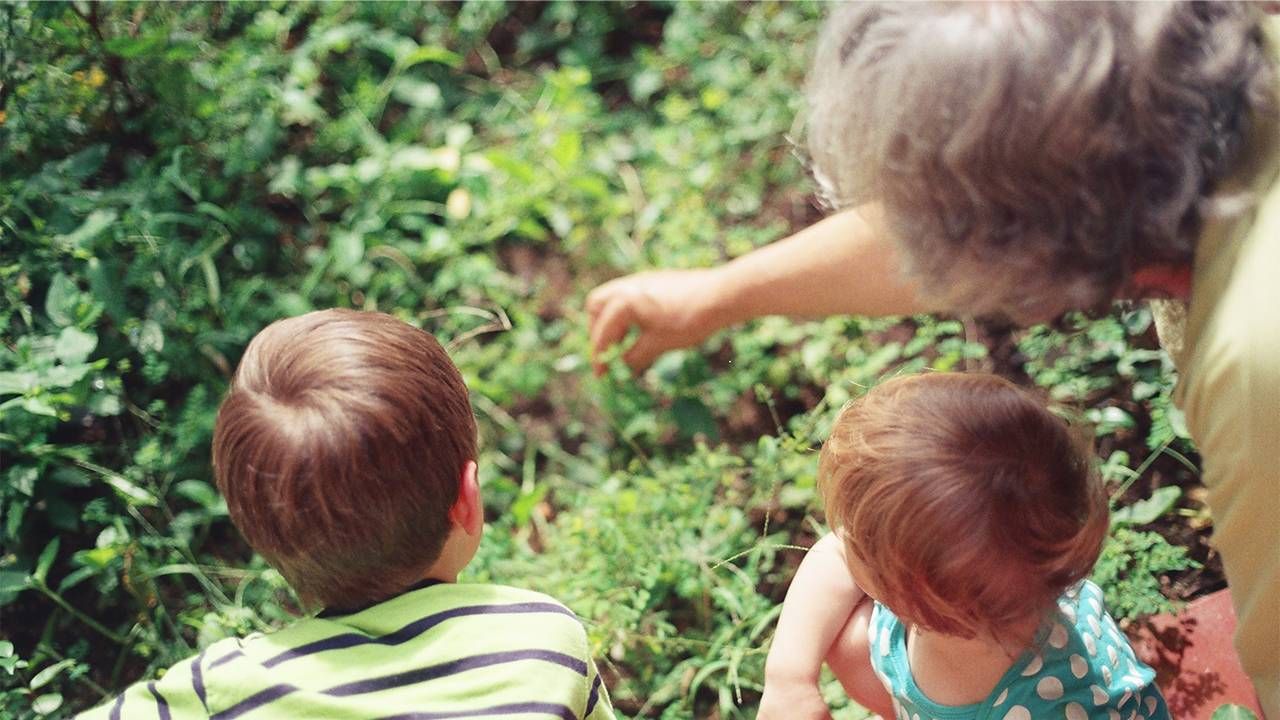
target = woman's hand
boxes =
[584,205,924,377]
[585,268,730,375]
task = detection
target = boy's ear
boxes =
[447,460,482,536]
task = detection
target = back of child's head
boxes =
[819,372,1107,639]
[212,309,477,610]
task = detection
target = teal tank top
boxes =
[868,580,1170,720]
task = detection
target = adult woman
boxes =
[587,3,1279,715]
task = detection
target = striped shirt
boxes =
[76,581,615,720]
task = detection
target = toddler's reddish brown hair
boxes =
[819,372,1107,639]
[212,309,477,610]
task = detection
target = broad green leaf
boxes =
[329,230,364,272]
[445,124,472,147]
[1212,705,1259,720]
[281,87,324,126]
[9,467,37,496]
[87,257,128,323]
[33,537,59,584]
[0,637,20,673]
[42,363,92,388]
[269,157,302,195]
[79,546,120,569]
[276,292,311,317]
[105,474,160,507]
[402,45,462,69]
[44,273,79,326]
[354,156,384,184]
[54,327,97,365]
[0,571,31,595]
[671,396,718,442]
[105,31,166,58]
[392,78,441,108]
[1112,486,1182,527]
[3,498,27,544]
[136,320,164,353]
[173,479,220,510]
[196,202,234,228]
[56,209,117,250]
[0,371,36,396]
[510,484,550,527]
[1090,406,1136,435]
[550,131,582,168]
[56,566,98,594]
[20,396,59,417]
[629,69,663,102]
[50,467,92,488]
[199,255,221,304]
[44,496,78,532]
[88,393,123,416]
[30,659,74,691]
[60,144,108,181]
[31,692,64,715]
[392,146,459,174]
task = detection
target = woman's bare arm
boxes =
[586,203,928,374]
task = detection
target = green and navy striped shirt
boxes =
[77,581,615,720]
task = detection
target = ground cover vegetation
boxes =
[0,2,1214,718]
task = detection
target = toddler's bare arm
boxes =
[759,533,865,720]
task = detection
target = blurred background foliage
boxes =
[0,2,1207,717]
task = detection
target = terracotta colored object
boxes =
[1126,589,1264,719]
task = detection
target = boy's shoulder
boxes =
[351,581,584,628]
[238,581,588,663]
[425,581,579,610]
[77,583,609,720]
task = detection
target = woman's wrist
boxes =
[687,264,745,333]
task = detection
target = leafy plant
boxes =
[1092,527,1197,620]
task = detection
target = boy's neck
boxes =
[905,613,1043,706]
[424,526,480,583]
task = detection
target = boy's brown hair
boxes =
[212,309,477,610]
[819,372,1108,639]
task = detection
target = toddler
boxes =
[761,373,1169,720]
[79,309,614,720]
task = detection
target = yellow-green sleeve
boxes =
[1180,314,1280,718]
[584,656,617,720]
[74,650,210,720]
[1177,147,1280,718]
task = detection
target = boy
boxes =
[79,309,614,720]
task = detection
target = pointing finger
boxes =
[589,298,638,373]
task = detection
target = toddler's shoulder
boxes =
[984,583,1170,720]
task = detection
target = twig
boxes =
[32,580,129,645]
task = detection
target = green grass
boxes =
[1,2,1202,717]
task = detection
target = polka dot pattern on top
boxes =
[866,580,1171,719]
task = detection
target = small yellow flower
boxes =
[88,67,107,88]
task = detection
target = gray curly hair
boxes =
[807,2,1276,322]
